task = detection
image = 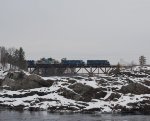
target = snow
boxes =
[103,91,112,100]
[76,79,99,88]
[0,69,8,79]
[22,70,31,76]
[42,76,61,81]
[0,66,150,113]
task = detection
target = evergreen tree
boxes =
[139,56,146,66]
[13,49,19,68]
[18,47,26,69]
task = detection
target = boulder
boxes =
[68,83,93,94]
[105,92,121,101]
[47,105,80,112]
[68,79,76,84]
[94,90,107,99]
[68,83,94,101]
[119,82,150,94]
[142,80,150,86]
[96,79,107,85]
[2,71,54,90]
[68,83,107,102]
[113,100,150,114]
[58,87,81,101]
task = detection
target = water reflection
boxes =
[0,110,150,121]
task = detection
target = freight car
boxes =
[87,60,110,66]
[61,60,85,66]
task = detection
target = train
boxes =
[87,60,110,66]
[27,60,35,67]
[61,60,85,66]
[27,59,110,67]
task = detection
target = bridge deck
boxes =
[28,63,150,69]
[28,64,117,68]
[27,64,150,75]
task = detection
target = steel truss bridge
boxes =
[27,63,142,76]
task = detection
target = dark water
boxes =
[0,110,150,121]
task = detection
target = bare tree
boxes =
[0,46,8,70]
[0,46,27,70]
[7,47,16,70]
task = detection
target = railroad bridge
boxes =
[27,63,132,76]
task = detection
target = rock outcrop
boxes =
[119,82,150,94]
[1,71,54,90]
[0,66,150,114]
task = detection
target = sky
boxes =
[0,0,150,64]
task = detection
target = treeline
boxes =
[0,46,27,70]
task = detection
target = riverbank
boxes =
[0,66,150,114]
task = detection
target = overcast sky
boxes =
[0,0,150,64]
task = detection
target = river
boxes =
[0,110,150,121]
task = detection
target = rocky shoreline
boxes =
[0,66,150,114]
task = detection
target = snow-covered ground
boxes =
[0,66,150,113]
[0,69,8,79]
